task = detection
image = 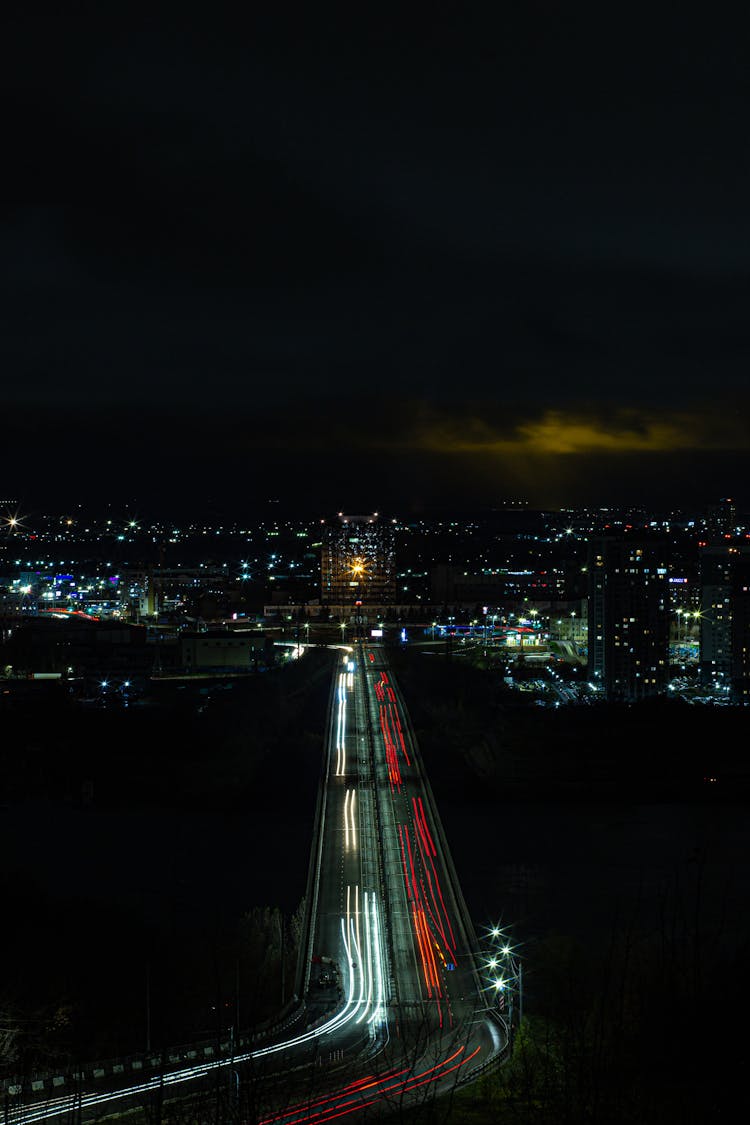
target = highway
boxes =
[7,643,506,1123]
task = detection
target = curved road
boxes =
[8,643,506,1123]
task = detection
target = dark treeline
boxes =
[389,647,750,801]
[0,649,335,1075]
[4,645,747,1121]
[449,865,749,1124]
[390,646,750,1124]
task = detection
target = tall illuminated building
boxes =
[588,534,670,701]
[698,542,750,699]
[698,544,735,687]
[320,513,395,606]
[705,497,738,537]
[731,554,750,703]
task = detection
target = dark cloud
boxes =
[2,10,750,510]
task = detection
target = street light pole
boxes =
[482,925,522,1042]
[146,962,151,1053]
[235,957,240,1035]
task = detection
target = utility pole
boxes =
[235,956,240,1035]
[146,962,151,1053]
[279,912,285,1004]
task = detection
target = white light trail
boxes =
[355,885,364,1013]
[15,637,389,1125]
[343,788,357,851]
[335,672,347,776]
[11,891,390,1124]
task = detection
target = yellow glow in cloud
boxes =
[410,409,750,456]
[510,413,689,455]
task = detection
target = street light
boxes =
[482,923,523,1035]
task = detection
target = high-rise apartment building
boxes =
[731,554,750,704]
[588,535,670,701]
[698,544,735,687]
[698,542,750,700]
[320,513,395,605]
[704,497,738,538]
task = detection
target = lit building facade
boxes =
[731,555,750,703]
[704,497,738,538]
[321,514,395,606]
[698,542,750,699]
[698,544,735,687]
[180,631,269,671]
[588,535,670,701]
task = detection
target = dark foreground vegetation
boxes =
[0,648,335,1074]
[391,646,750,1124]
[389,646,750,801]
[2,644,748,1122]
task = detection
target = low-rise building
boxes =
[179,630,271,671]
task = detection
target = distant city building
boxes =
[588,535,670,701]
[698,544,735,687]
[698,541,750,699]
[704,497,738,537]
[430,564,564,604]
[321,514,395,605]
[731,554,750,704]
[180,630,269,671]
[1,615,148,677]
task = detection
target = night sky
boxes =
[3,10,749,515]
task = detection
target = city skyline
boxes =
[3,495,747,706]
[3,14,749,1119]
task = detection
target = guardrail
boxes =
[2,990,334,1101]
[2,1015,278,1099]
[357,644,397,1004]
[388,669,484,987]
[3,656,345,1107]
[294,661,338,1002]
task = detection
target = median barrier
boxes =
[295,656,338,1001]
